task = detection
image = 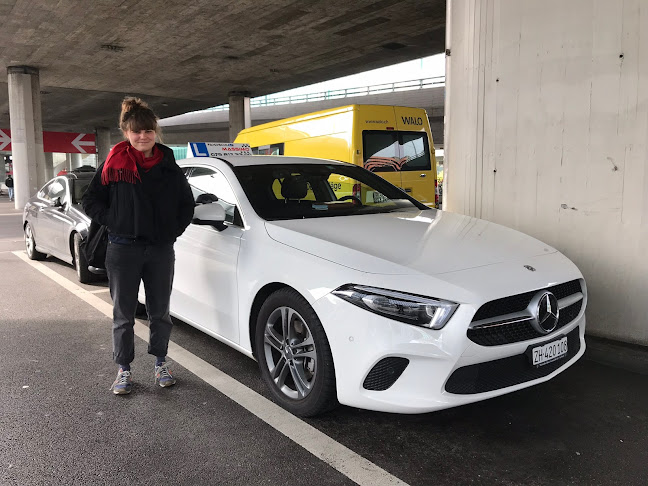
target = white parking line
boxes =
[88,288,110,294]
[12,250,408,486]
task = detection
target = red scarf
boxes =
[101,140,163,185]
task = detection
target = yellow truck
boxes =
[234,104,438,206]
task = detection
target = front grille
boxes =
[468,280,583,346]
[445,326,581,394]
[557,300,582,328]
[468,300,582,346]
[472,280,582,322]
[363,357,409,391]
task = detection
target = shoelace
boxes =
[110,370,132,390]
[155,363,172,383]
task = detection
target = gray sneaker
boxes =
[154,362,176,387]
[110,369,133,395]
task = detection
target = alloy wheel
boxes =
[263,306,317,400]
[25,225,35,257]
[74,236,81,279]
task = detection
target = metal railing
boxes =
[204,76,445,112]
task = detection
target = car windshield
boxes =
[234,163,430,221]
[73,178,92,204]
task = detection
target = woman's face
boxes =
[124,129,156,156]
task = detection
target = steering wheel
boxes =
[338,195,363,205]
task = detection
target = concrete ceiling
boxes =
[0,0,445,134]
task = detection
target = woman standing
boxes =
[83,97,195,395]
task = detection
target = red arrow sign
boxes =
[0,129,96,154]
[0,129,10,151]
[43,131,96,153]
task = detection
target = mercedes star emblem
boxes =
[528,291,559,334]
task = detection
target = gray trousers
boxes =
[105,240,175,366]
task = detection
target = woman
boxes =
[83,97,195,395]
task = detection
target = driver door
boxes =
[171,166,243,344]
[35,178,70,256]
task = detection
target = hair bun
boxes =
[121,97,150,122]
[119,96,159,136]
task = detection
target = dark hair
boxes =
[119,97,161,139]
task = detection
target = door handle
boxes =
[420,173,426,178]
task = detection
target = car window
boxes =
[186,167,241,225]
[363,131,431,172]
[252,143,284,155]
[363,131,399,172]
[72,179,92,204]
[40,179,67,203]
[234,163,430,221]
[49,180,67,203]
[400,132,431,170]
[38,181,55,200]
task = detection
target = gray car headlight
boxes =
[332,284,458,329]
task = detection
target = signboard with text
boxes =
[0,129,96,154]
[187,142,253,158]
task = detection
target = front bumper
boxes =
[314,292,586,414]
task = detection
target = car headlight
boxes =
[332,284,458,329]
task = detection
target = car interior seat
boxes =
[281,175,308,202]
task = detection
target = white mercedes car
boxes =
[142,155,587,417]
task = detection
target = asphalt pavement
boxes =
[1,194,647,486]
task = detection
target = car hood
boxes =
[264,210,557,275]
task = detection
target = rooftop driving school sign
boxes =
[0,129,96,154]
[187,142,253,157]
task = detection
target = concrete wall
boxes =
[446,0,648,345]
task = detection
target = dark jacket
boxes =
[82,143,195,244]
[5,176,13,188]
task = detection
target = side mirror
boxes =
[53,196,64,208]
[192,203,227,231]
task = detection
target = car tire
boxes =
[255,288,338,417]
[73,233,95,284]
[24,222,46,261]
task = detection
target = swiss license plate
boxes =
[531,337,568,366]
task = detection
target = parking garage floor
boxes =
[1,196,647,486]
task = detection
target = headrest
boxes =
[281,176,308,199]
[196,193,219,204]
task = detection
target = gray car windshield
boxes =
[234,163,430,221]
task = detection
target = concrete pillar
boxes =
[70,153,82,170]
[44,152,54,181]
[53,153,66,176]
[7,66,46,208]
[228,91,251,142]
[31,75,47,190]
[95,127,111,164]
[446,0,648,346]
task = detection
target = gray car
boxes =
[22,168,104,283]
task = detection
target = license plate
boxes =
[531,337,568,366]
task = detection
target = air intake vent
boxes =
[446,327,581,394]
[363,357,409,391]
